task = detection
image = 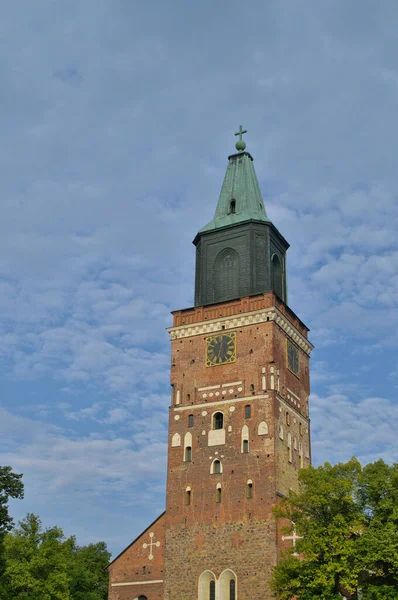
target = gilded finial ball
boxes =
[235,140,246,152]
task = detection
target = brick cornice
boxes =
[167,306,314,356]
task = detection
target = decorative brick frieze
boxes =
[168,305,314,356]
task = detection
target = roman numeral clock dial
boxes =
[206,332,237,367]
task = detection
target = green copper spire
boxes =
[199,135,270,233]
[193,130,289,307]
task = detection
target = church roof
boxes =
[199,150,270,234]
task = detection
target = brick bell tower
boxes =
[163,128,313,600]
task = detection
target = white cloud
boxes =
[1,0,398,556]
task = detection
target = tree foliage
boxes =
[0,465,24,536]
[0,465,24,591]
[271,458,398,600]
[1,513,111,600]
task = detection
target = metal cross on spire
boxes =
[234,125,247,152]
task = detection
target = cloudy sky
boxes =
[1,1,397,557]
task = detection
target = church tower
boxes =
[107,129,313,600]
[163,129,313,600]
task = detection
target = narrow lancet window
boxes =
[213,412,224,430]
[210,580,216,600]
[185,446,192,462]
[211,459,221,474]
[230,578,236,600]
[247,481,253,499]
[216,484,222,503]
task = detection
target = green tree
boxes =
[0,466,24,536]
[3,513,71,600]
[2,513,110,600]
[271,458,398,600]
[0,465,24,595]
[68,539,111,600]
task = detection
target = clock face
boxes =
[287,340,299,376]
[206,332,236,367]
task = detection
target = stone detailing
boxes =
[276,394,308,424]
[173,394,269,412]
[208,429,226,447]
[142,532,161,560]
[111,580,164,587]
[199,381,243,400]
[168,305,313,356]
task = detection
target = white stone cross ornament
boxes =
[282,524,303,557]
[142,532,160,560]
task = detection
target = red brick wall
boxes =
[108,513,165,600]
[163,296,311,600]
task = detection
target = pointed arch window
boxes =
[216,483,222,503]
[184,431,192,462]
[214,248,240,302]
[229,199,236,214]
[229,578,236,600]
[185,486,191,506]
[241,424,249,453]
[287,433,292,463]
[211,459,222,474]
[247,480,253,499]
[272,253,283,300]
[244,404,251,419]
[213,412,224,430]
[209,580,216,600]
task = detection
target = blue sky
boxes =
[1,1,398,557]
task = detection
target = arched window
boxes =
[272,254,283,300]
[214,248,240,302]
[216,484,222,503]
[211,459,222,474]
[219,569,237,600]
[138,596,148,600]
[198,571,216,600]
[185,446,192,462]
[299,441,304,468]
[287,433,292,463]
[286,411,290,426]
[188,414,194,427]
[213,412,224,430]
[210,580,216,600]
[185,486,191,505]
[279,424,284,440]
[244,404,251,418]
[241,424,249,453]
[229,199,236,214]
[184,431,192,462]
[247,480,253,499]
[230,578,236,600]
